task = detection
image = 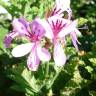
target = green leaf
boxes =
[0,27,8,49]
[78,18,88,26]
[11,85,25,92]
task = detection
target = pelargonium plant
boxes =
[4,0,81,95]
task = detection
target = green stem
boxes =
[46,67,62,89]
[45,62,49,78]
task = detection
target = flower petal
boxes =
[70,32,80,51]
[47,15,70,25]
[4,31,18,48]
[4,34,13,48]
[54,42,66,66]
[75,28,82,37]
[58,20,78,38]
[30,18,46,38]
[55,0,72,19]
[27,49,40,71]
[34,18,53,39]
[18,17,29,29]
[56,0,71,10]
[12,19,28,35]
[4,18,29,48]
[12,43,33,57]
[37,45,51,61]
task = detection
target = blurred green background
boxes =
[0,0,96,96]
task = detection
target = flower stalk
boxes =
[46,67,62,89]
[45,62,49,78]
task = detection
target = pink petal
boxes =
[35,18,53,39]
[55,0,71,16]
[51,6,64,17]
[58,20,78,38]
[37,44,51,61]
[53,42,66,66]
[47,16,70,38]
[27,48,40,71]
[4,34,13,48]
[4,31,18,48]
[18,17,29,29]
[47,16,70,25]
[12,19,28,35]
[30,18,46,38]
[70,32,80,51]
[4,18,29,48]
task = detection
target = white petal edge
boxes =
[56,0,71,11]
[12,43,33,57]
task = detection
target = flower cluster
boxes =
[4,0,80,71]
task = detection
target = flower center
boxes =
[27,21,45,42]
[51,19,66,37]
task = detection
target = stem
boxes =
[46,67,62,89]
[45,62,49,78]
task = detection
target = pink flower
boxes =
[49,0,80,52]
[4,17,51,71]
[4,17,29,48]
[51,0,72,19]
[37,16,79,66]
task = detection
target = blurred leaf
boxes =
[0,27,8,49]
[78,18,88,27]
